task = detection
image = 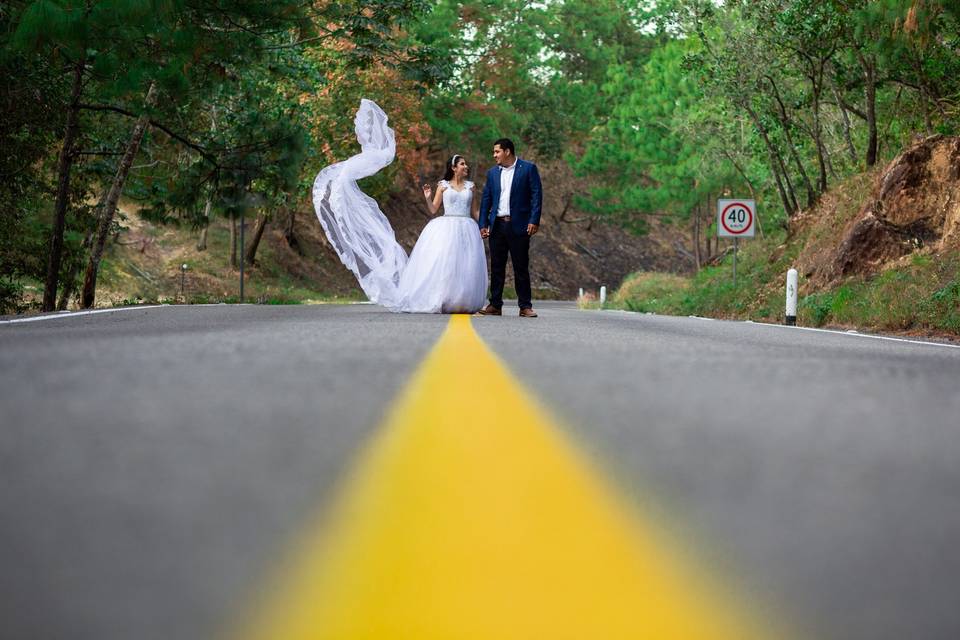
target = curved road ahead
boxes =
[2,303,959,639]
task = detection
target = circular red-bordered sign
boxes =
[720,201,754,235]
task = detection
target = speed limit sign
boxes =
[717,199,756,237]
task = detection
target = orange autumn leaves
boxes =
[299,30,430,180]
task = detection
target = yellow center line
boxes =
[237,314,779,639]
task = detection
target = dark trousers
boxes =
[489,217,532,309]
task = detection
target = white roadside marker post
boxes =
[579,287,584,301]
[785,268,798,326]
[599,286,607,306]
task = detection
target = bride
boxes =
[312,99,488,314]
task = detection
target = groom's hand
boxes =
[527,223,539,236]
[480,227,490,239]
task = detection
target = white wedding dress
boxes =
[312,99,487,313]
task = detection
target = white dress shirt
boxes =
[497,160,517,218]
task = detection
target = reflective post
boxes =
[785,268,798,326]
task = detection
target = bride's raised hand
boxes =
[424,181,445,215]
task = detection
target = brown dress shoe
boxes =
[477,304,502,316]
[519,308,538,318]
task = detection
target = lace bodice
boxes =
[439,180,474,217]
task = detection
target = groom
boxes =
[477,138,542,317]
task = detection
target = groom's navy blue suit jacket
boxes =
[478,159,543,234]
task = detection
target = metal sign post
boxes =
[239,209,245,303]
[717,199,756,286]
[733,237,738,286]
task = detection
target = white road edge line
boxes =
[0,305,168,324]
[0,301,376,325]
[599,308,959,350]
[747,320,960,350]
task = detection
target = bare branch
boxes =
[78,103,216,162]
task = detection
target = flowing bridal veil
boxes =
[312,99,408,309]
[312,99,487,313]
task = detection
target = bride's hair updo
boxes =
[443,154,464,181]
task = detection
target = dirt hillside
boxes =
[798,134,960,285]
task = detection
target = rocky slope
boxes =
[798,135,960,284]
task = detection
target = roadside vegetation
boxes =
[592,161,960,335]
[600,247,960,335]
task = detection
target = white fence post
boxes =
[599,286,607,305]
[785,268,798,326]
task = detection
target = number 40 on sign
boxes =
[717,199,756,238]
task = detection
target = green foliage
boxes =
[801,286,855,327]
[412,0,659,162]
[570,0,960,232]
[614,272,690,314]
[1,0,430,310]
[573,37,751,232]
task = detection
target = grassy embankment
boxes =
[590,172,960,336]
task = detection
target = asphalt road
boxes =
[2,302,960,639]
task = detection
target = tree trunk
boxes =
[42,56,86,312]
[693,205,702,271]
[56,274,76,311]
[862,54,878,167]
[780,147,802,205]
[767,76,816,208]
[57,232,93,311]
[831,79,857,164]
[824,142,839,181]
[920,90,933,135]
[778,150,800,214]
[812,86,828,193]
[706,194,714,258]
[772,154,792,217]
[912,49,935,135]
[80,82,158,309]
[244,213,268,266]
[197,198,212,251]
[745,103,794,216]
[230,215,238,268]
[196,108,218,252]
[802,60,829,193]
[283,206,300,253]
